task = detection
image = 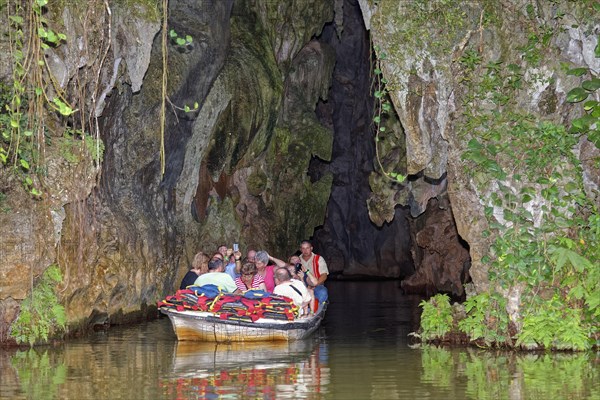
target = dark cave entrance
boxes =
[308,0,471,300]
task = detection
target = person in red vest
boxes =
[299,240,328,285]
[298,240,329,312]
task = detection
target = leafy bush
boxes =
[517,296,591,351]
[10,265,67,346]
[418,294,454,341]
[458,292,509,346]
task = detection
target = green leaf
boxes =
[521,194,533,203]
[582,78,600,91]
[169,29,177,38]
[185,35,193,43]
[536,177,550,184]
[9,15,23,24]
[20,159,30,170]
[566,87,589,103]
[467,138,484,150]
[46,30,58,43]
[566,67,588,76]
[176,37,186,46]
[583,100,598,111]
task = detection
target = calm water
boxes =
[1,281,598,400]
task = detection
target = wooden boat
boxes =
[161,302,327,343]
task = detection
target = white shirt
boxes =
[273,279,311,314]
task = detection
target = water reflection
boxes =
[419,346,600,400]
[160,340,329,399]
[0,281,598,400]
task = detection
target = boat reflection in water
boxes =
[160,338,330,399]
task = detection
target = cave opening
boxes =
[309,0,471,300]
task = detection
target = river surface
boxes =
[1,281,598,399]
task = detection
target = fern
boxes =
[10,265,67,346]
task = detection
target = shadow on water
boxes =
[0,281,598,399]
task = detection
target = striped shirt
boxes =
[234,274,265,291]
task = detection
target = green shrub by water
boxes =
[10,265,67,346]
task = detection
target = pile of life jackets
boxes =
[157,285,299,322]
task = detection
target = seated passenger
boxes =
[193,258,241,294]
[273,267,311,316]
[246,249,257,263]
[224,249,243,280]
[180,251,209,289]
[286,263,315,313]
[234,262,266,292]
[254,250,277,292]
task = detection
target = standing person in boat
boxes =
[273,267,311,317]
[180,251,210,289]
[234,262,266,292]
[254,251,287,292]
[193,258,241,294]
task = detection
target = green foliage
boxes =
[418,294,454,341]
[60,128,105,164]
[517,296,592,351]
[2,0,81,199]
[372,46,406,185]
[565,67,600,147]
[169,29,193,49]
[10,265,67,346]
[458,292,509,347]
[454,7,599,350]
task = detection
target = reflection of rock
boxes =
[402,197,471,298]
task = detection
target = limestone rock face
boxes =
[1,0,338,339]
[359,1,599,294]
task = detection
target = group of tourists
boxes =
[179,240,328,317]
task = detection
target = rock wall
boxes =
[1,0,342,341]
[360,0,600,294]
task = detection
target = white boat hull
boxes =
[161,304,327,343]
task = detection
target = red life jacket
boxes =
[312,254,321,279]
